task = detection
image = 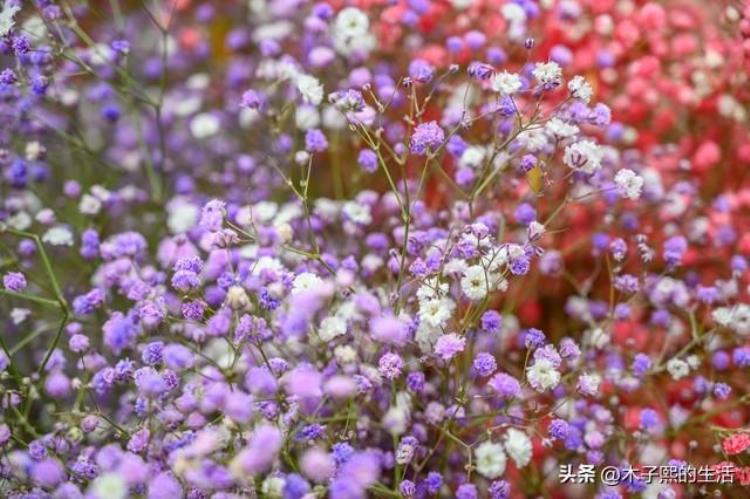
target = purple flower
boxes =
[3,271,26,292]
[489,480,511,499]
[406,371,425,392]
[171,269,200,293]
[639,408,660,430]
[472,352,497,377]
[80,229,100,260]
[357,148,378,173]
[467,61,494,80]
[410,121,445,155]
[514,203,537,225]
[378,352,404,379]
[103,312,139,354]
[559,338,581,360]
[370,314,409,346]
[330,451,381,498]
[162,344,194,371]
[631,353,652,376]
[424,472,443,494]
[300,447,335,483]
[488,372,521,398]
[240,89,265,109]
[523,328,546,349]
[713,382,732,399]
[68,334,90,353]
[408,58,435,83]
[481,310,503,333]
[283,473,311,498]
[400,479,417,497]
[199,199,226,232]
[284,365,323,403]
[434,333,466,361]
[147,472,183,499]
[72,288,105,315]
[456,483,478,499]
[548,419,569,440]
[305,128,329,153]
[0,68,17,85]
[30,458,66,488]
[663,235,687,267]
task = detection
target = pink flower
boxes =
[723,433,750,455]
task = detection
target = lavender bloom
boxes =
[357,148,378,173]
[410,121,445,155]
[488,372,521,398]
[232,424,283,475]
[408,58,435,83]
[472,352,497,377]
[3,271,26,292]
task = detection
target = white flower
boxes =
[545,117,579,139]
[296,74,324,106]
[459,146,486,169]
[474,441,507,479]
[332,7,376,57]
[319,316,347,342]
[686,355,700,370]
[260,476,285,498]
[342,201,372,225]
[382,405,409,436]
[563,140,605,174]
[361,254,383,273]
[79,194,102,215]
[614,169,644,200]
[516,127,548,153]
[532,61,562,88]
[449,0,473,10]
[322,105,348,130]
[576,372,602,396]
[712,306,734,327]
[11,308,30,325]
[167,198,199,234]
[295,105,321,130]
[332,7,369,37]
[0,4,20,37]
[443,258,468,276]
[415,322,442,352]
[190,113,220,139]
[501,3,527,40]
[528,221,545,240]
[461,265,489,301]
[334,345,357,364]
[418,297,455,328]
[25,141,43,161]
[292,272,324,294]
[666,358,690,380]
[91,185,112,202]
[42,226,74,246]
[526,358,560,392]
[490,71,522,95]
[7,211,31,231]
[504,428,533,467]
[89,473,128,499]
[713,304,750,336]
[417,278,449,302]
[567,75,593,103]
[35,208,55,225]
[225,286,250,310]
[501,3,527,24]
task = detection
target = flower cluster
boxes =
[0,1,749,498]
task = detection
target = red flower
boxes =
[722,433,750,455]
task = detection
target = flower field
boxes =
[1,0,750,497]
